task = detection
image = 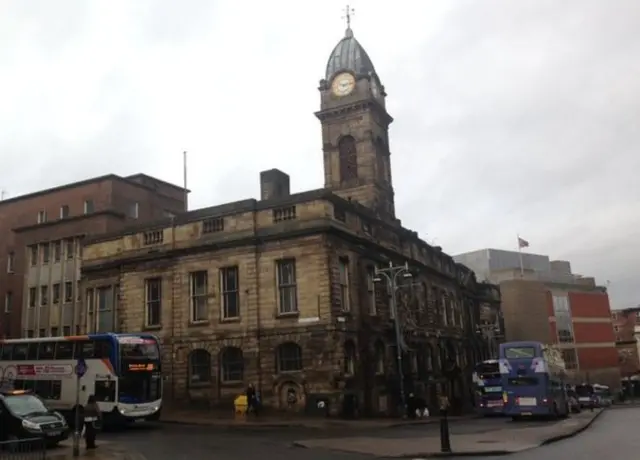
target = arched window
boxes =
[343,341,356,375]
[276,342,302,373]
[220,347,244,382]
[188,349,211,385]
[338,136,358,181]
[375,137,389,184]
[374,340,385,375]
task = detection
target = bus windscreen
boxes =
[504,347,536,359]
[118,337,159,360]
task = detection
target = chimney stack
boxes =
[260,169,290,201]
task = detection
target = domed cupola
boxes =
[325,27,376,81]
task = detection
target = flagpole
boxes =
[517,234,524,277]
[183,151,188,212]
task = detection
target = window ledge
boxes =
[143,325,162,331]
[188,382,212,389]
[277,370,303,375]
[220,317,241,324]
[220,380,244,388]
[276,312,299,319]
[189,320,210,327]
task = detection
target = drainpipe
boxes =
[252,206,263,394]
[169,217,177,403]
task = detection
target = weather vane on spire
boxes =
[342,4,355,29]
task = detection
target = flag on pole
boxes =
[517,237,529,249]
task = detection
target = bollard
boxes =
[439,396,452,454]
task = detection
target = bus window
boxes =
[55,342,74,360]
[508,377,538,386]
[27,343,38,360]
[38,342,55,360]
[94,340,112,359]
[75,340,95,359]
[13,344,28,360]
[0,344,12,360]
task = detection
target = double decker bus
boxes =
[0,333,162,427]
[472,359,504,415]
[499,341,569,420]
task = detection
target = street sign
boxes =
[75,358,87,378]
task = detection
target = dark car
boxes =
[0,388,69,449]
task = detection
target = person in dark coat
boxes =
[406,393,417,419]
[246,384,258,416]
[83,395,101,450]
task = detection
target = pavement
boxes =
[160,408,479,429]
[46,440,147,459]
[291,409,605,457]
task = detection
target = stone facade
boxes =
[79,26,501,416]
[81,192,499,415]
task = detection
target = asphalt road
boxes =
[443,406,640,460]
[96,416,558,460]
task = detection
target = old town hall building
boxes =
[81,24,501,416]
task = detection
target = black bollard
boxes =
[439,397,452,454]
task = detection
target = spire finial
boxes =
[342,4,355,36]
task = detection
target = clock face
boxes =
[331,72,356,97]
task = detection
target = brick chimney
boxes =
[260,169,290,201]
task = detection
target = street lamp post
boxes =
[374,261,413,417]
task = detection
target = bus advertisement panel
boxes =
[0,333,162,427]
[499,341,569,420]
[472,360,504,415]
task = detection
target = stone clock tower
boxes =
[315,24,396,221]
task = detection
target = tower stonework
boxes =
[315,27,396,221]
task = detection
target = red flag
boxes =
[518,237,529,249]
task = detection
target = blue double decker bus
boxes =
[0,332,162,427]
[472,360,504,415]
[499,341,569,420]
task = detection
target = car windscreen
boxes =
[3,394,49,417]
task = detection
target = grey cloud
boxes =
[0,0,637,308]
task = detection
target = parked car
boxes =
[0,387,69,450]
[575,384,598,409]
[593,384,613,407]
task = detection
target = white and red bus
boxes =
[0,333,162,427]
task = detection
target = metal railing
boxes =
[0,437,46,460]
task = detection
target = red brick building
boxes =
[0,173,187,338]
[612,307,640,378]
[498,275,619,388]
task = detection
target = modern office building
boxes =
[0,173,187,338]
[454,249,620,388]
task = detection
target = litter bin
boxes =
[234,394,248,414]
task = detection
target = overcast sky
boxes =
[1,0,638,308]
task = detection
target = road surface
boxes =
[442,406,640,460]
[95,416,558,460]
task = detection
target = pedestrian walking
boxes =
[83,395,102,450]
[246,383,257,416]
